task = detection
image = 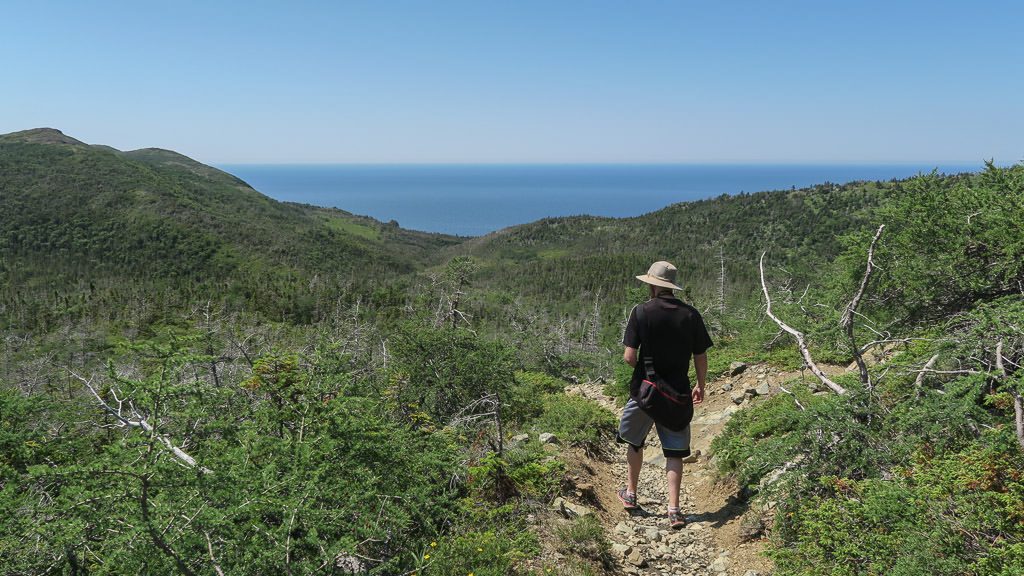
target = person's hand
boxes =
[692,385,704,405]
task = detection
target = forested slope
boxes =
[450,178,894,320]
[1,128,1021,575]
[0,128,460,327]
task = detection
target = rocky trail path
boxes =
[560,364,801,576]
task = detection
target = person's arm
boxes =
[692,353,707,404]
[623,346,638,367]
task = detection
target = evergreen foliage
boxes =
[2,128,1021,573]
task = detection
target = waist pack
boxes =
[631,304,694,431]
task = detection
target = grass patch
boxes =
[557,515,613,566]
[538,248,570,259]
[324,216,380,240]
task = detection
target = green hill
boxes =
[0,128,459,325]
[453,179,889,300]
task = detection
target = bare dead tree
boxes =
[73,372,212,474]
[447,392,505,455]
[760,252,847,395]
[841,225,885,387]
[586,289,601,351]
[718,245,726,318]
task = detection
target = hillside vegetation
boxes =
[1,129,1021,575]
[0,128,460,327]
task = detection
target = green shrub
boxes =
[531,394,616,456]
[604,360,632,406]
[388,323,518,426]
[419,526,539,576]
[771,432,1024,576]
[507,371,569,422]
[467,448,566,503]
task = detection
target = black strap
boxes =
[635,303,657,380]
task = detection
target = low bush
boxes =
[772,431,1024,576]
[531,394,616,456]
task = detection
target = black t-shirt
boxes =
[623,296,713,394]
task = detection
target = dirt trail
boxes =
[562,364,802,576]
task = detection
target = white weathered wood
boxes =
[914,354,941,390]
[996,340,1024,451]
[760,252,846,395]
[74,372,211,474]
[841,225,885,386]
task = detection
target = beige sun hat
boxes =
[636,261,683,291]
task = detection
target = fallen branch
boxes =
[908,369,981,376]
[205,532,226,576]
[859,337,937,356]
[73,372,212,474]
[914,354,940,391]
[760,252,846,395]
[996,340,1024,451]
[841,224,885,387]
[779,385,806,411]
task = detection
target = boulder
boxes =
[538,432,559,444]
[730,390,746,404]
[709,555,731,573]
[551,497,593,518]
[755,382,771,396]
[729,361,748,376]
[626,549,647,567]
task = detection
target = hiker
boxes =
[616,261,712,529]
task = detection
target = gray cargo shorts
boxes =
[616,398,691,458]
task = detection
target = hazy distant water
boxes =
[219,164,977,237]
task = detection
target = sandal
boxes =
[668,509,687,530]
[616,488,638,510]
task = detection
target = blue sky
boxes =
[2,1,1022,164]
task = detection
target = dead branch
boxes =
[997,340,1024,451]
[779,385,806,411]
[908,368,979,375]
[996,340,1006,377]
[141,475,196,576]
[205,532,225,576]
[447,392,505,454]
[859,337,937,355]
[841,225,885,387]
[760,252,847,395]
[914,354,940,391]
[74,372,212,474]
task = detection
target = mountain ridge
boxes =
[0,128,461,324]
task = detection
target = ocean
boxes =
[218,163,979,237]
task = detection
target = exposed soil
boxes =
[545,363,832,575]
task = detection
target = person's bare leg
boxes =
[626,446,643,494]
[666,457,683,509]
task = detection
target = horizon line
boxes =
[213,159,996,167]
